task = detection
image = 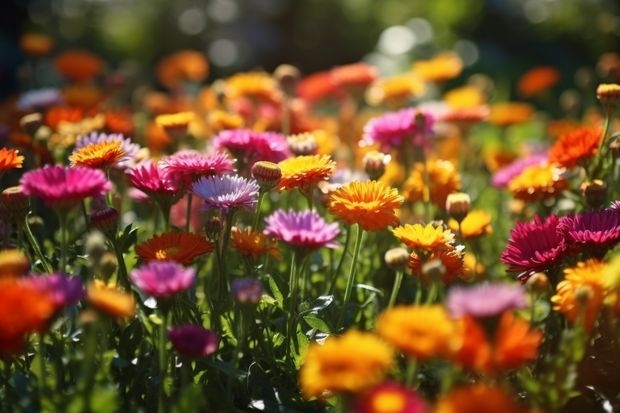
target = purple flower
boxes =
[212,129,290,166]
[231,278,264,304]
[491,153,548,188]
[558,209,620,256]
[75,132,141,169]
[192,174,259,214]
[130,261,195,298]
[264,209,340,251]
[160,150,235,190]
[361,108,434,152]
[168,325,218,358]
[501,215,567,281]
[22,273,84,311]
[446,282,527,318]
[17,88,63,110]
[20,165,111,209]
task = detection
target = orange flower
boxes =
[277,154,336,191]
[330,62,379,89]
[225,71,282,103]
[409,247,464,284]
[517,66,560,98]
[69,140,125,169]
[365,73,426,106]
[207,110,244,133]
[136,232,214,265]
[231,227,281,260]
[145,122,172,153]
[551,259,606,331]
[105,110,134,136]
[87,280,136,319]
[412,52,463,83]
[19,33,54,56]
[462,251,485,281]
[62,85,103,108]
[376,305,459,359]
[155,112,195,135]
[0,147,24,174]
[548,127,602,169]
[54,49,104,82]
[44,106,84,130]
[402,159,461,208]
[435,384,530,413]
[488,103,534,127]
[328,181,403,231]
[546,119,582,140]
[449,210,492,239]
[392,222,454,252]
[155,50,209,90]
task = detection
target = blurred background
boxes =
[0,0,619,97]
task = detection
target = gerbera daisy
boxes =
[192,174,259,214]
[130,260,195,298]
[353,382,427,413]
[435,384,529,413]
[548,127,602,169]
[500,215,567,279]
[263,209,340,251]
[0,147,24,175]
[517,66,560,98]
[69,139,125,169]
[136,232,214,265]
[224,71,282,103]
[74,132,140,170]
[402,159,461,208]
[277,154,336,191]
[507,163,567,202]
[160,150,235,190]
[87,280,136,318]
[558,209,620,257]
[449,210,492,239]
[212,129,290,168]
[328,181,403,231]
[168,325,218,358]
[393,222,455,252]
[446,282,526,319]
[299,330,394,398]
[491,152,548,188]
[231,227,281,260]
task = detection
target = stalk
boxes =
[337,225,364,330]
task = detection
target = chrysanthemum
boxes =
[488,102,534,127]
[87,280,136,318]
[155,112,195,134]
[551,259,606,331]
[491,152,548,188]
[491,311,542,371]
[0,147,24,175]
[376,305,459,359]
[264,209,340,251]
[299,330,394,398]
[231,227,281,260]
[155,50,209,90]
[517,66,560,98]
[212,129,290,166]
[136,232,214,265]
[548,127,602,169]
[361,108,433,152]
[296,70,341,104]
[277,154,336,191]
[402,159,461,208]
[409,247,464,284]
[160,150,235,190]
[192,174,259,214]
[446,282,526,319]
[507,163,567,201]
[392,222,455,252]
[22,273,84,312]
[449,210,492,239]
[74,132,140,169]
[69,140,125,169]
[500,215,568,278]
[353,382,427,413]
[443,85,487,108]
[130,260,196,298]
[126,161,181,204]
[328,181,403,231]
[435,384,529,413]
[20,165,111,209]
[558,209,620,255]
[168,325,218,358]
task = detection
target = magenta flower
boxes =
[75,132,141,169]
[558,209,620,256]
[160,150,235,190]
[264,209,340,251]
[361,108,434,152]
[168,325,218,358]
[491,152,548,188]
[20,165,111,209]
[21,273,84,311]
[501,215,567,280]
[610,201,620,212]
[126,161,181,206]
[130,260,195,298]
[353,382,427,413]
[446,282,526,318]
[212,129,290,166]
[231,278,264,304]
[192,174,259,214]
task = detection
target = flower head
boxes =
[517,66,560,98]
[69,140,125,169]
[74,132,140,169]
[54,49,104,82]
[231,278,264,304]
[558,209,620,256]
[488,103,534,127]
[408,247,464,284]
[136,232,214,265]
[264,209,340,251]
[22,273,84,312]
[0,249,30,278]
[87,280,135,318]
[365,74,426,106]
[402,159,461,208]
[392,223,454,252]
[155,50,209,90]
[130,260,195,298]
[353,382,427,413]
[0,148,24,176]
[225,71,281,103]
[213,129,290,168]
[412,52,463,83]
[231,227,280,260]
[168,325,218,358]
[507,163,567,202]
[361,108,434,152]
[435,384,529,413]
[160,150,235,190]
[491,152,548,188]
[127,161,181,204]
[449,210,492,239]
[192,174,259,214]
[277,154,336,191]
[446,282,527,319]
[17,88,62,110]
[548,127,602,169]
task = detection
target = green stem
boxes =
[56,210,69,272]
[405,357,418,388]
[219,211,235,295]
[184,193,193,233]
[81,200,91,232]
[81,320,101,412]
[337,225,364,330]
[158,308,169,413]
[112,238,130,289]
[36,334,47,410]
[286,250,299,357]
[252,191,267,231]
[327,225,351,295]
[591,108,611,179]
[387,270,403,308]
[23,215,53,273]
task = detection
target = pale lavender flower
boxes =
[168,325,218,358]
[231,278,264,304]
[491,153,548,188]
[264,209,340,251]
[447,282,527,318]
[130,260,195,298]
[75,132,141,169]
[192,174,259,214]
[17,88,63,110]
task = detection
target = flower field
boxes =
[1,30,620,413]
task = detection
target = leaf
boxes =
[302,315,330,333]
[266,275,284,307]
[171,384,207,413]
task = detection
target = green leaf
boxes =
[266,275,284,307]
[171,384,207,413]
[302,315,330,333]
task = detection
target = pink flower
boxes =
[361,108,434,152]
[212,129,290,167]
[130,261,195,298]
[126,161,181,206]
[160,150,235,191]
[263,209,340,251]
[21,273,84,311]
[558,210,620,257]
[20,165,111,209]
[446,282,526,318]
[168,325,218,358]
[491,153,548,188]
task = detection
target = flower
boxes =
[130,260,196,298]
[328,181,403,231]
[491,152,548,188]
[353,382,427,413]
[365,73,426,106]
[231,227,280,260]
[231,278,264,304]
[136,232,214,265]
[160,150,235,190]
[54,49,104,82]
[446,282,527,318]
[212,129,290,166]
[491,311,542,371]
[20,165,111,209]
[264,209,340,251]
[392,222,455,252]
[596,83,620,108]
[376,305,458,359]
[192,174,259,214]
[69,140,125,169]
[0,249,30,277]
[168,325,218,358]
[126,161,181,205]
[558,209,620,256]
[155,50,209,90]
[551,259,607,331]
[402,159,461,208]
[155,112,195,135]
[22,273,84,312]
[277,154,336,192]
[299,330,394,398]
[251,161,282,190]
[224,71,282,103]
[87,280,135,318]
[331,62,379,89]
[412,52,463,83]
[361,108,434,152]
[17,88,63,110]
[501,215,568,279]
[548,127,602,168]
[19,32,54,56]
[517,66,560,98]
[74,132,140,169]
[296,70,341,103]
[508,163,567,202]
[443,85,487,109]
[435,384,529,413]
[0,147,24,175]
[488,103,534,127]
[408,247,464,284]
[449,210,492,239]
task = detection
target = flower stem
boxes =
[184,193,193,233]
[56,210,69,272]
[327,225,351,295]
[337,224,364,330]
[387,270,403,308]
[286,250,300,358]
[158,307,169,413]
[81,319,101,412]
[23,215,53,273]
[112,237,130,290]
[252,191,267,231]
[405,357,418,388]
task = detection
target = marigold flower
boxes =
[87,280,136,318]
[131,260,195,298]
[136,232,214,265]
[328,181,403,231]
[54,49,104,82]
[517,66,560,98]
[488,102,534,127]
[376,305,459,359]
[264,209,340,251]
[277,154,336,191]
[353,382,427,413]
[192,174,259,214]
[449,210,492,239]
[412,52,463,83]
[508,163,567,201]
[365,73,426,106]
[69,140,125,169]
[435,384,530,413]
[402,159,461,208]
[0,147,24,175]
[168,325,218,358]
[409,247,464,284]
[225,71,282,103]
[231,227,280,260]
[551,259,607,331]
[155,50,209,90]
[299,330,394,398]
[548,127,602,169]
[393,222,454,252]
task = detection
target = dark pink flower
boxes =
[130,260,195,298]
[263,209,339,251]
[212,129,291,167]
[168,325,218,358]
[558,209,620,256]
[160,150,235,191]
[126,161,181,206]
[361,108,434,152]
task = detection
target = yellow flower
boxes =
[449,210,493,239]
[392,223,454,252]
[69,140,125,169]
[365,73,426,106]
[87,280,136,319]
[402,159,461,208]
[0,249,30,278]
[155,112,195,134]
[299,330,394,399]
[277,154,336,191]
[328,181,403,231]
[604,254,620,313]
[412,52,463,83]
[376,305,459,359]
[488,103,534,127]
[225,71,281,103]
[508,163,567,202]
[231,227,281,260]
[443,85,486,108]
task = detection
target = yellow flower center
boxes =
[155,247,179,260]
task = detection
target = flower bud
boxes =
[20,112,42,135]
[580,179,607,209]
[168,325,218,358]
[596,83,620,111]
[525,272,549,294]
[445,192,471,223]
[204,216,223,240]
[251,161,282,191]
[421,258,446,283]
[99,252,118,280]
[363,151,390,180]
[90,207,119,239]
[384,247,409,270]
[287,133,318,156]
[0,249,30,278]
[0,186,30,225]
[274,64,300,96]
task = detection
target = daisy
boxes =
[264,209,340,251]
[160,150,235,190]
[136,232,214,265]
[192,174,259,214]
[277,154,336,191]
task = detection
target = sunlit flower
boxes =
[488,103,534,127]
[0,147,24,175]
[517,66,560,98]
[412,52,463,83]
[160,150,235,190]
[104,110,134,136]
[551,259,606,331]
[62,84,103,108]
[131,260,195,298]
[491,152,548,188]
[212,129,290,166]
[155,50,209,90]
[330,62,379,89]
[408,247,464,284]
[207,110,245,132]
[299,330,394,398]
[491,311,542,371]
[168,325,218,358]
[435,384,529,413]
[548,127,602,169]
[558,209,620,256]
[361,108,434,151]
[443,85,487,108]
[277,154,336,191]
[507,163,567,201]
[225,71,282,103]
[376,305,458,359]
[87,280,136,318]
[44,106,83,130]
[54,49,104,82]
[365,73,426,106]
[264,209,340,251]
[74,132,140,170]
[449,210,492,239]
[136,232,214,265]
[0,249,30,278]
[127,161,181,205]
[69,140,125,169]
[192,174,259,214]
[21,165,111,209]
[328,181,403,231]
[596,83,620,108]
[501,215,567,279]
[393,222,455,252]
[353,382,427,413]
[447,282,526,318]
[231,227,281,260]
[296,70,341,103]
[402,159,461,208]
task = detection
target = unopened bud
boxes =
[20,113,42,135]
[274,64,300,96]
[90,207,119,239]
[99,252,118,280]
[580,180,607,209]
[251,161,282,191]
[363,151,390,180]
[445,192,471,223]
[421,258,446,283]
[204,216,223,240]
[525,272,550,293]
[609,132,620,159]
[0,186,30,225]
[384,247,409,270]
[287,133,318,156]
[596,83,620,110]
[84,231,108,266]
